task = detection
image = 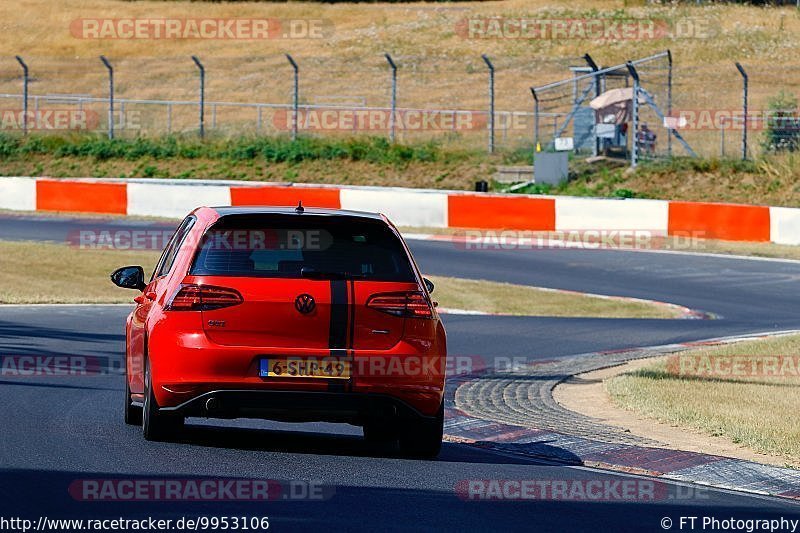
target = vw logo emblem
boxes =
[295,294,316,315]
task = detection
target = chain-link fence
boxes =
[0,53,798,162]
[672,64,800,160]
[0,54,578,153]
[531,52,680,164]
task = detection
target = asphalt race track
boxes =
[1,213,800,532]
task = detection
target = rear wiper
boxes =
[300,267,366,280]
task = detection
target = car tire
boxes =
[142,356,183,441]
[124,362,142,426]
[398,401,444,459]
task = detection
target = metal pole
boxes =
[530,88,540,162]
[99,56,114,139]
[286,54,298,141]
[535,51,670,93]
[720,117,726,158]
[15,56,28,135]
[482,54,495,154]
[626,62,640,169]
[735,62,748,160]
[584,53,600,156]
[385,53,397,143]
[667,50,673,158]
[191,55,205,138]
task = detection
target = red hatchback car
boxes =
[111,205,447,457]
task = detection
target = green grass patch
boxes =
[607,335,800,465]
[0,133,478,167]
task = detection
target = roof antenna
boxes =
[295,201,304,214]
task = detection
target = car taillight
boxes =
[165,285,243,311]
[367,291,433,319]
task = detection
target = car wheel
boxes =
[142,356,183,441]
[124,363,142,426]
[398,401,443,459]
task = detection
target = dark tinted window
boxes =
[190,214,415,281]
[152,216,195,279]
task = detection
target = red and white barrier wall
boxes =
[1,176,798,245]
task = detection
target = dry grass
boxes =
[607,334,800,465]
[0,1,798,193]
[0,240,678,318]
[0,240,160,303]
[426,275,679,318]
[0,1,798,155]
[607,154,800,207]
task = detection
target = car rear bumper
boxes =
[158,389,439,426]
[148,326,447,417]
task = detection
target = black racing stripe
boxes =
[328,279,348,351]
[348,280,356,350]
[328,280,349,393]
[346,280,357,393]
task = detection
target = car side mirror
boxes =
[111,266,146,292]
[423,277,435,294]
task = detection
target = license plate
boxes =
[260,357,351,379]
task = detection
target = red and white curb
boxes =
[4,176,800,245]
[443,330,800,500]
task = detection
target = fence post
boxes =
[481,54,495,154]
[14,56,28,135]
[99,56,114,139]
[735,62,748,160]
[384,53,397,143]
[191,56,205,138]
[584,54,600,157]
[285,54,298,141]
[667,50,673,158]
[530,88,539,163]
[626,62,640,169]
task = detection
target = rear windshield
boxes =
[190,214,416,281]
